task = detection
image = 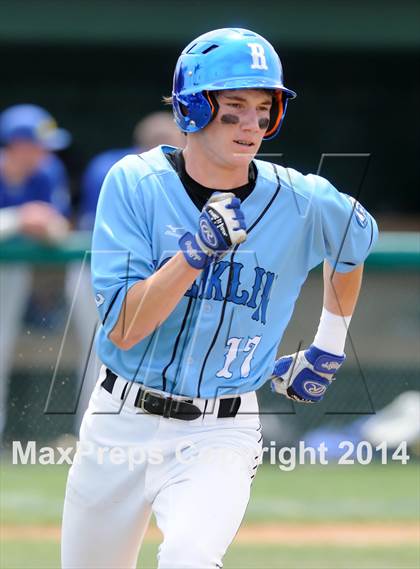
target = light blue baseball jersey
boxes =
[92,145,378,398]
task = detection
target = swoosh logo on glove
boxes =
[303,381,327,396]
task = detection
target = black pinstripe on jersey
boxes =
[196,164,282,397]
[160,150,256,392]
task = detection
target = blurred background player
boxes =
[77,111,184,230]
[0,104,71,439]
[65,111,184,432]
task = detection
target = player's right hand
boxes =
[179,192,247,269]
[270,345,346,404]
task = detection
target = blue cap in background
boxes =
[0,104,71,150]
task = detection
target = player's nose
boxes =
[240,108,260,132]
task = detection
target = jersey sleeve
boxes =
[91,157,155,335]
[310,175,378,273]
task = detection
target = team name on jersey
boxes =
[185,260,275,325]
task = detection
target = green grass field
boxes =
[1,461,419,568]
[2,542,418,569]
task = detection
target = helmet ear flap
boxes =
[172,92,213,132]
[264,91,285,140]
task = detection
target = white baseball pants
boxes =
[61,368,262,569]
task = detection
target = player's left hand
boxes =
[270,345,346,403]
[179,192,247,269]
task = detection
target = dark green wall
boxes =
[1,0,419,49]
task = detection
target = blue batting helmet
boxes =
[172,28,296,140]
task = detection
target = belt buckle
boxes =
[137,388,153,411]
[138,388,169,416]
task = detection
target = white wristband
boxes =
[313,307,352,356]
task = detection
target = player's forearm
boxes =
[312,261,364,355]
[272,261,365,401]
[109,252,200,349]
[323,261,364,316]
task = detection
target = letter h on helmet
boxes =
[171,28,296,140]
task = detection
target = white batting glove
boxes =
[179,192,247,269]
[271,345,346,403]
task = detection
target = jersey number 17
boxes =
[216,335,262,379]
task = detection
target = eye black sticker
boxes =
[220,114,240,124]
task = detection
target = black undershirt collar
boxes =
[165,148,257,211]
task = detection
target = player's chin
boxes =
[231,142,258,163]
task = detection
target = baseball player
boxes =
[61,28,378,569]
[0,104,71,439]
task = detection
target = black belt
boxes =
[101,368,241,421]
